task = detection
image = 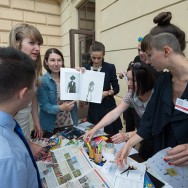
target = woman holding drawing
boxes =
[84,61,156,160]
[37,48,78,135]
[83,41,122,136]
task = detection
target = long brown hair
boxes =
[43,48,65,73]
[9,23,43,77]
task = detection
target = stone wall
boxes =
[0,0,61,64]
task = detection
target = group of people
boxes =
[0,20,124,186]
[0,10,188,188]
[0,23,79,187]
[84,11,188,167]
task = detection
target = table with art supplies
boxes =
[34,122,175,188]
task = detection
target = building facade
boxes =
[0,0,187,98]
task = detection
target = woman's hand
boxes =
[114,134,142,167]
[115,142,132,167]
[164,144,188,166]
[111,131,136,144]
[119,72,126,79]
[33,124,43,138]
[111,133,128,144]
[83,129,96,142]
[75,67,86,73]
[60,100,75,111]
[102,91,109,99]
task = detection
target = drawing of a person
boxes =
[86,81,95,101]
[67,75,76,93]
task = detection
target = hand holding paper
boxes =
[164,144,188,166]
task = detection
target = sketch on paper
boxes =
[60,68,104,103]
[67,75,76,93]
[86,81,95,102]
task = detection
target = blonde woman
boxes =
[9,23,43,139]
[9,23,45,158]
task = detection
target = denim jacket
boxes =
[36,72,78,133]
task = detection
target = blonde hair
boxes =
[9,23,43,76]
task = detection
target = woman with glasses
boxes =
[82,41,122,136]
[83,61,156,159]
[116,33,188,167]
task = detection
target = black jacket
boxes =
[137,72,188,153]
[84,61,122,135]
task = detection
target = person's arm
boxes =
[37,80,62,114]
[111,131,136,144]
[26,138,47,158]
[83,100,129,142]
[164,144,188,166]
[115,133,143,167]
[31,94,43,138]
[102,64,119,99]
[102,90,111,99]
[109,64,120,95]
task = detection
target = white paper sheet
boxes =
[146,147,188,188]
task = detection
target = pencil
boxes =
[86,142,92,150]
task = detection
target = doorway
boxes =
[69,29,95,68]
[69,0,95,68]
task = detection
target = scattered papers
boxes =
[146,147,188,188]
[74,122,93,132]
[115,157,146,184]
[37,146,112,188]
[58,126,85,139]
[32,134,63,152]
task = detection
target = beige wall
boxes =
[95,0,188,97]
[0,0,61,70]
[0,0,188,98]
[59,0,188,98]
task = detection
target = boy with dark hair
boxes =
[0,47,42,187]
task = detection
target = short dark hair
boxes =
[152,33,182,53]
[130,62,155,96]
[0,47,36,102]
[43,48,64,73]
[141,33,182,54]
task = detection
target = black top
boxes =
[84,61,122,136]
[137,72,188,153]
